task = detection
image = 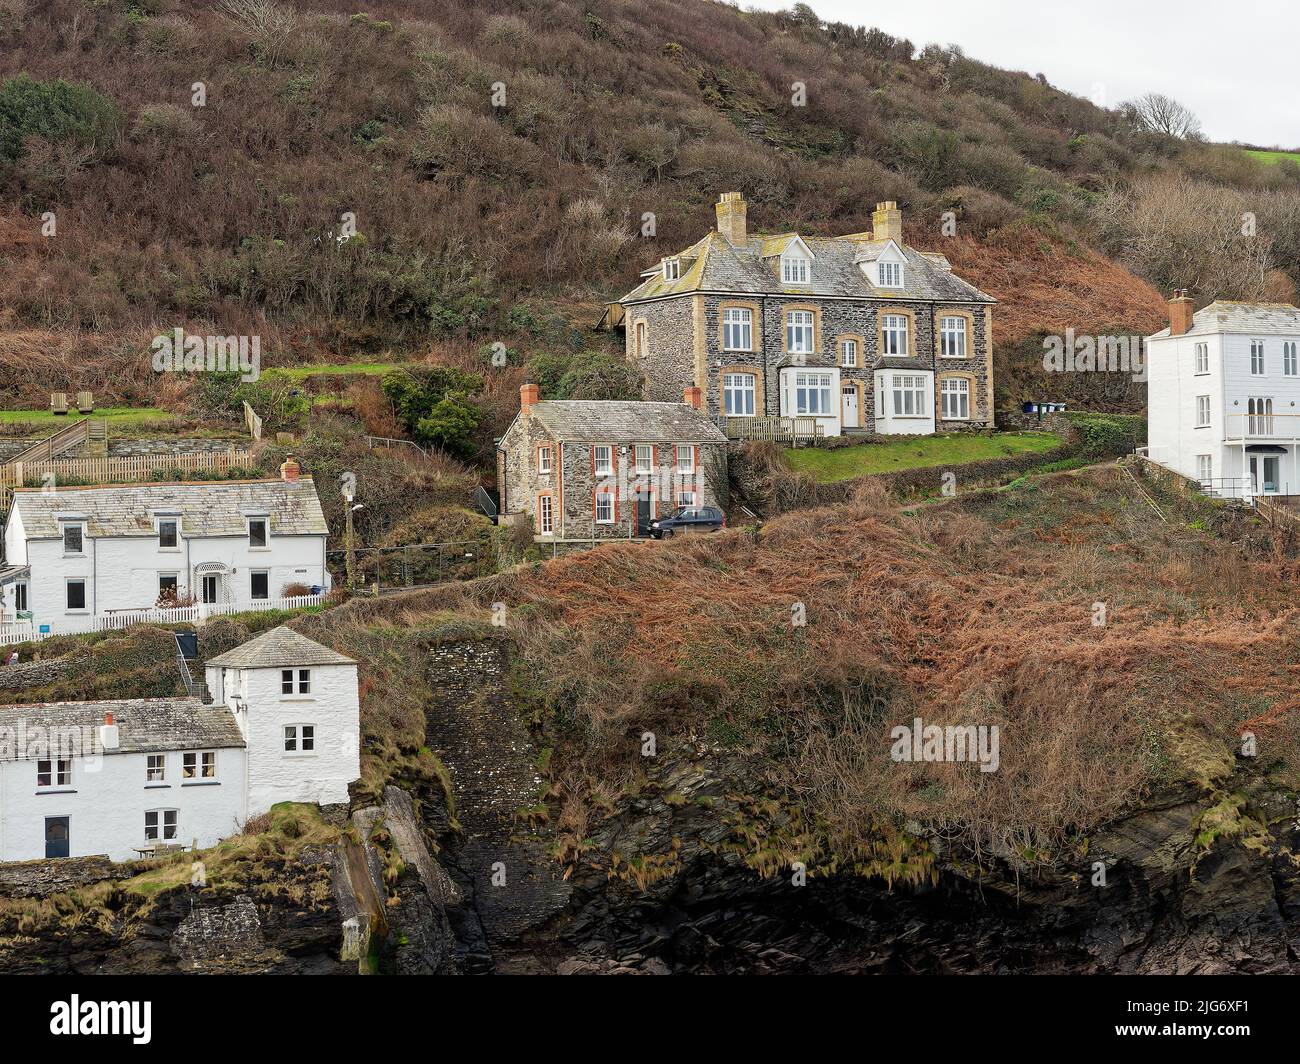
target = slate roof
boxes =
[0,697,244,761]
[1147,301,1300,339]
[522,401,729,444]
[615,230,995,305]
[9,478,328,540]
[206,626,355,669]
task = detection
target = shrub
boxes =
[0,74,121,164]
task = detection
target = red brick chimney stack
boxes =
[1169,289,1195,336]
[279,456,301,482]
[684,386,703,410]
[520,383,539,412]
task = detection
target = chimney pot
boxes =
[684,386,703,410]
[1168,290,1195,336]
[520,383,540,411]
[279,456,301,483]
[715,191,748,247]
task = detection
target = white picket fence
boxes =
[0,593,326,647]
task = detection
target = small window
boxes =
[786,310,815,354]
[158,518,179,549]
[281,668,311,695]
[594,492,614,524]
[723,373,756,417]
[841,339,858,367]
[634,445,653,475]
[1250,340,1265,375]
[941,378,970,420]
[37,759,71,788]
[782,255,810,284]
[722,307,752,351]
[593,445,613,476]
[62,523,83,554]
[538,494,554,536]
[1195,395,1211,427]
[1196,454,1212,484]
[940,317,967,358]
[678,490,698,507]
[144,809,178,841]
[882,315,909,356]
[158,573,178,600]
[676,445,695,474]
[1195,343,1209,374]
[662,257,681,280]
[284,724,315,753]
[250,571,269,600]
[66,579,86,612]
[146,754,166,783]
[183,751,216,779]
[537,446,552,474]
[248,518,268,548]
[13,582,27,612]
[877,261,903,288]
[1284,341,1297,377]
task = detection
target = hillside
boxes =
[4,0,1299,427]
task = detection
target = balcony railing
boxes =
[726,416,825,445]
[1223,412,1300,440]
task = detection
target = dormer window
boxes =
[248,517,268,549]
[62,522,84,555]
[782,255,810,284]
[877,261,903,288]
[662,257,681,280]
[158,517,179,549]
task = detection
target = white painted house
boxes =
[1147,295,1300,497]
[0,626,360,862]
[0,460,330,634]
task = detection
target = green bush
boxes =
[525,350,641,400]
[1063,412,1147,458]
[381,367,483,458]
[0,74,121,164]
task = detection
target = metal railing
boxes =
[364,435,428,459]
[1223,413,1300,440]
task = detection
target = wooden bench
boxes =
[50,392,69,416]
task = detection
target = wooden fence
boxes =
[726,416,825,445]
[243,400,263,440]
[0,447,255,507]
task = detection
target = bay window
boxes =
[892,375,927,417]
[794,372,833,416]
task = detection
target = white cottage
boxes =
[1146,294,1300,497]
[0,459,330,633]
[0,626,360,862]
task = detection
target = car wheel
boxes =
[662,528,673,539]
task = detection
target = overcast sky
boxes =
[743,0,1299,148]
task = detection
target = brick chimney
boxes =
[520,383,539,413]
[1168,289,1195,336]
[279,456,300,483]
[872,201,903,243]
[715,191,747,247]
[684,386,703,410]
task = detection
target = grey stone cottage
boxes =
[495,384,728,542]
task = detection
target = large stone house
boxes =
[0,626,359,862]
[608,191,996,437]
[1146,293,1300,497]
[496,384,728,541]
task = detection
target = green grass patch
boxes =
[1243,148,1300,166]
[784,432,1061,482]
[0,406,168,426]
[261,362,405,382]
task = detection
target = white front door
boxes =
[201,575,220,604]
[841,384,858,428]
[1248,454,1281,494]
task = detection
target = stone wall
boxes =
[0,655,87,691]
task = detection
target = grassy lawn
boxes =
[1243,148,1300,166]
[784,431,1061,482]
[262,362,404,381]
[0,406,168,426]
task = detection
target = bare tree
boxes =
[218,0,298,64]
[1120,92,1202,139]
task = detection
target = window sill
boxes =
[247,547,271,552]
[284,753,317,759]
[181,780,220,787]
[280,695,315,702]
[1193,425,1211,429]
[64,611,89,616]
[144,783,170,789]
[35,788,76,795]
